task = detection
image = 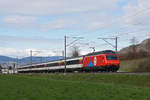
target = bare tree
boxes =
[130,36,138,58]
[71,46,80,57]
[130,36,138,46]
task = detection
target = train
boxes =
[17,50,120,73]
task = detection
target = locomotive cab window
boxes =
[106,55,117,60]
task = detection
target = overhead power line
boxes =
[73,6,150,37]
[98,37,118,52]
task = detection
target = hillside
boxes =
[0,56,16,63]
[120,37,150,55]
[119,57,150,72]
[119,37,150,72]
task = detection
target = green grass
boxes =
[0,74,150,100]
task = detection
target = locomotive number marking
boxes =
[94,57,97,66]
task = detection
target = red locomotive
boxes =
[82,50,119,72]
[17,50,120,73]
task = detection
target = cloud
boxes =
[0,0,125,30]
[2,15,37,28]
[0,48,60,57]
[0,48,27,57]
[122,0,150,27]
[0,0,121,16]
[0,35,62,43]
[103,0,150,42]
[40,18,77,30]
[83,13,118,30]
[0,35,63,49]
[2,0,150,55]
[40,12,119,31]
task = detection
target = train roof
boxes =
[86,50,116,56]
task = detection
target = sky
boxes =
[0,0,150,57]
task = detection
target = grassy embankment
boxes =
[0,73,150,100]
[119,57,150,72]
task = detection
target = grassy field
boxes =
[119,57,150,72]
[0,73,150,100]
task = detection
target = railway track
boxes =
[63,71,150,75]
[40,71,150,75]
[112,72,150,75]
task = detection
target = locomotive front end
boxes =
[104,54,120,72]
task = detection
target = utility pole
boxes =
[64,35,84,74]
[115,37,118,52]
[98,37,118,53]
[64,36,67,73]
[30,50,42,65]
[30,50,32,65]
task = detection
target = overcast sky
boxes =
[0,0,150,57]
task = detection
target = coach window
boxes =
[47,63,58,67]
[66,60,79,65]
[38,65,43,68]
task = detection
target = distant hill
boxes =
[0,56,63,66]
[0,56,16,63]
[120,37,150,55]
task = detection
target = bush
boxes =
[132,58,150,72]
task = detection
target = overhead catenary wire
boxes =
[72,6,150,38]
